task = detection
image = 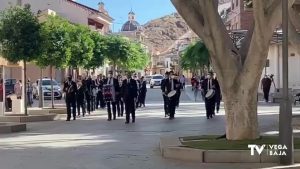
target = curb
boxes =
[160,137,300,163]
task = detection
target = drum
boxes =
[103,84,113,102]
[205,89,215,99]
[167,90,177,98]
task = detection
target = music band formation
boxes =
[63,70,221,123]
[63,70,147,123]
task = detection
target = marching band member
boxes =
[175,74,182,108]
[76,76,86,117]
[134,74,141,108]
[103,71,120,121]
[161,72,170,117]
[164,71,180,120]
[95,75,101,109]
[63,75,77,121]
[85,76,94,114]
[116,75,124,117]
[138,76,147,107]
[122,73,138,124]
[214,74,221,114]
[201,72,217,119]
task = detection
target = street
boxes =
[0,86,298,169]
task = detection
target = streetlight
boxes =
[279,0,294,165]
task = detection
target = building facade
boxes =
[0,0,113,82]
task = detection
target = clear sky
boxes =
[77,0,177,32]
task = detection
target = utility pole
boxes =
[279,0,294,164]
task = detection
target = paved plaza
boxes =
[0,87,300,169]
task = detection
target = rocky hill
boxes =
[142,13,193,53]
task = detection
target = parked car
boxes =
[150,74,164,88]
[145,75,152,84]
[33,78,62,100]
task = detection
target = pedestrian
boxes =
[116,75,124,117]
[261,75,272,102]
[26,79,33,107]
[14,80,22,99]
[76,79,86,117]
[103,71,120,121]
[201,72,217,119]
[63,75,77,121]
[138,76,147,107]
[122,73,138,124]
[214,74,221,114]
[161,72,170,117]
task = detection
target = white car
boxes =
[150,74,164,88]
[33,78,62,100]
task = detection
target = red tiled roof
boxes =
[64,0,113,21]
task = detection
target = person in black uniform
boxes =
[134,74,141,108]
[214,75,221,114]
[201,72,217,119]
[162,71,180,120]
[122,73,138,124]
[116,75,124,117]
[175,74,182,107]
[103,71,120,121]
[76,78,86,117]
[95,75,100,109]
[85,76,94,114]
[161,72,170,117]
[138,76,147,107]
[63,75,77,121]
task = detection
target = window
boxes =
[232,0,235,10]
[236,0,239,7]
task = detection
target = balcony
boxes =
[156,61,165,68]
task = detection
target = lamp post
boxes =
[279,0,294,164]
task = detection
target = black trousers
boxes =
[168,98,177,119]
[205,96,216,118]
[96,91,105,109]
[86,94,92,113]
[77,98,86,116]
[125,99,135,122]
[176,91,181,107]
[66,98,76,120]
[91,96,96,111]
[263,88,270,102]
[116,98,124,117]
[138,91,146,106]
[163,95,169,117]
[107,101,117,120]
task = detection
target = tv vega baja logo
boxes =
[248,144,288,156]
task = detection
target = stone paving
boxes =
[0,88,299,169]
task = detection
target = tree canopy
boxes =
[104,35,131,72]
[180,41,210,73]
[0,4,42,63]
[84,31,107,70]
[68,24,95,69]
[122,42,150,71]
[37,15,71,68]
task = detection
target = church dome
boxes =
[121,20,140,32]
